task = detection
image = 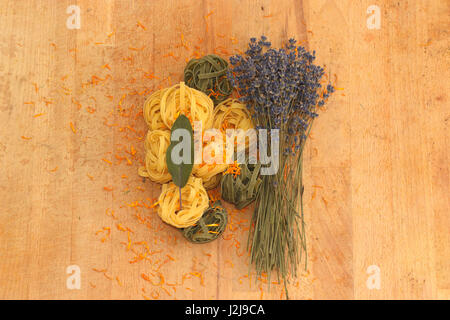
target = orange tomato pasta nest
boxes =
[157,177,209,228]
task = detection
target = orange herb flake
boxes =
[137,21,146,30]
[69,122,77,134]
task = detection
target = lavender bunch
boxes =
[228,36,334,298]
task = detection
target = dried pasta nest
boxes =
[158,177,209,228]
[221,162,262,209]
[192,140,228,190]
[160,82,214,129]
[200,173,223,190]
[138,129,172,183]
[213,98,254,132]
[182,200,227,244]
[193,163,228,190]
[184,54,232,105]
[143,88,169,131]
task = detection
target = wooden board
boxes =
[0,0,448,300]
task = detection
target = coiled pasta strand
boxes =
[138,129,172,183]
[157,177,209,228]
[184,54,232,105]
[143,88,169,131]
[160,82,214,129]
[182,200,227,243]
[213,98,253,132]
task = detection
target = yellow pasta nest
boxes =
[200,173,223,190]
[143,88,169,131]
[194,162,228,189]
[138,130,172,183]
[158,177,209,228]
[160,82,214,129]
[213,98,253,132]
[192,139,228,189]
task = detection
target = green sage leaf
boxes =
[166,114,194,188]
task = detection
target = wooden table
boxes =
[0,0,448,300]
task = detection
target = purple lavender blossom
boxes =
[228,36,334,153]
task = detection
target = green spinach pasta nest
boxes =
[221,162,262,210]
[184,54,232,105]
[182,200,227,243]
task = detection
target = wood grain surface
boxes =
[0,0,448,300]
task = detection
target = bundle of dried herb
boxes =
[228,36,334,298]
